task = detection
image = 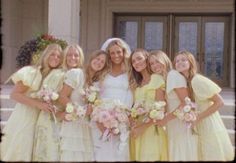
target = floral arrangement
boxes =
[80,84,100,104]
[64,102,86,121]
[90,99,130,151]
[131,100,166,123]
[173,97,198,130]
[31,84,59,123]
[16,34,68,67]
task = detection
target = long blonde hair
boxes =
[173,50,198,101]
[35,43,63,78]
[62,44,84,70]
[149,50,172,81]
[85,50,108,87]
[128,48,151,90]
[105,39,131,74]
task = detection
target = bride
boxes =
[91,38,133,161]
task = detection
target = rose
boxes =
[88,92,97,102]
[183,105,191,112]
[51,92,59,101]
[184,112,194,122]
[66,103,74,113]
[184,97,192,105]
[130,109,137,118]
[149,110,164,120]
[112,128,120,135]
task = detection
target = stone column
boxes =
[48,0,80,44]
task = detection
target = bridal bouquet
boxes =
[90,99,130,151]
[31,84,59,123]
[173,97,198,132]
[64,102,86,121]
[80,84,100,104]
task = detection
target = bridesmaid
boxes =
[57,44,94,161]
[83,50,108,157]
[174,50,234,161]
[32,44,65,161]
[149,50,198,161]
[129,48,168,161]
[0,44,64,161]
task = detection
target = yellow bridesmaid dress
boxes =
[0,66,42,161]
[32,69,65,161]
[192,74,234,161]
[130,74,168,161]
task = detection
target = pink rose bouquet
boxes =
[90,99,130,151]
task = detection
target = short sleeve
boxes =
[191,74,221,99]
[64,68,84,89]
[9,66,42,90]
[166,70,187,94]
[148,74,165,90]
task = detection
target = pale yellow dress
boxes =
[192,74,234,161]
[0,66,42,161]
[130,74,168,161]
[166,70,198,161]
[32,69,65,161]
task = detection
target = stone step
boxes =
[221,115,235,130]
[228,129,235,147]
[0,108,14,121]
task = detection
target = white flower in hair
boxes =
[100,37,131,55]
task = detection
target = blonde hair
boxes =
[35,43,63,78]
[84,50,108,87]
[173,50,198,101]
[105,39,131,74]
[149,50,172,81]
[62,44,84,70]
[128,48,151,90]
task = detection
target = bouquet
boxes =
[80,84,100,104]
[173,97,198,133]
[90,99,130,151]
[64,102,86,121]
[32,84,59,123]
[131,100,166,123]
[130,100,166,135]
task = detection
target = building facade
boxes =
[1,0,235,88]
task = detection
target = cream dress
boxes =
[92,73,133,161]
[0,66,42,161]
[59,68,94,161]
[32,69,65,161]
[192,74,234,161]
[166,70,198,161]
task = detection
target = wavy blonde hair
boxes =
[105,39,131,74]
[62,44,84,70]
[35,43,63,78]
[128,48,151,90]
[173,50,198,101]
[84,50,109,87]
[149,50,172,81]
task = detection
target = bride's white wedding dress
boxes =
[91,73,133,161]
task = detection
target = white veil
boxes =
[100,37,131,55]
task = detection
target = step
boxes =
[0,98,16,108]
[0,108,14,121]
[228,129,235,146]
[221,115,235,130]
[218,104,235,116]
